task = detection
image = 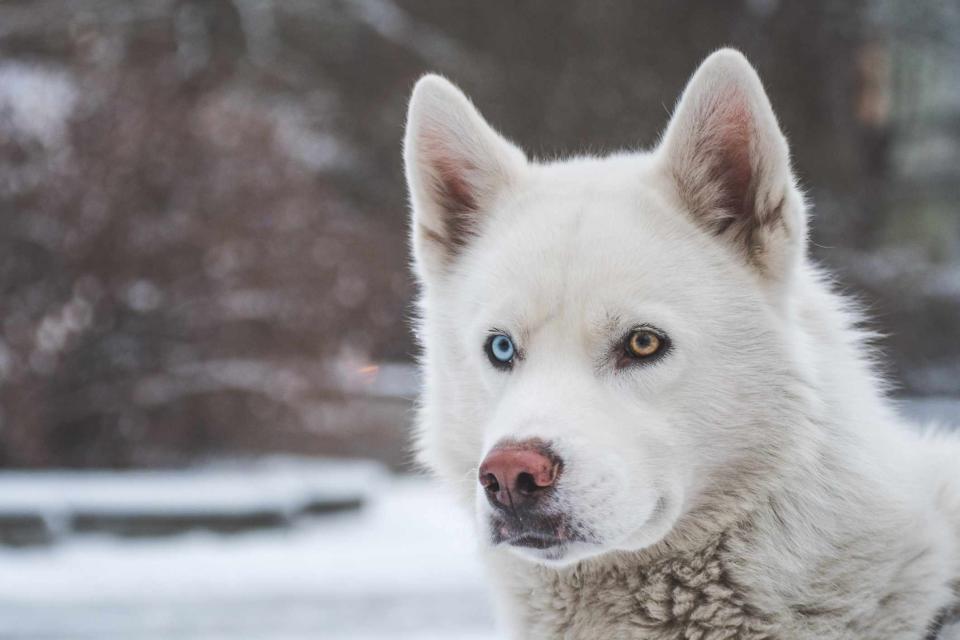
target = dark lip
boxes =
[489,511,590,551]
[505,532,564,550]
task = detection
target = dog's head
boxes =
[404,50,815,565]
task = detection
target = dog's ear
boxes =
[404,75,526,280]
[658,49,806,281]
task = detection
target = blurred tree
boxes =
[0,0,956,468]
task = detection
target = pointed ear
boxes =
[404,75,526,280]
[658,49,806,280]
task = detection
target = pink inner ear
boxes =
[434,155,479,214]
[422,132,479,215]
[418,132,483,250]
[707,95,756,228]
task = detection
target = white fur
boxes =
[404,49,960,639]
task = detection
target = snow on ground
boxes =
[0,474,502,640]
[0,401,954,639]
[0,458,384,517]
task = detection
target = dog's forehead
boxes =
[456,166,725,326]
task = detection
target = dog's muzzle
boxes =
[479,439,581,552]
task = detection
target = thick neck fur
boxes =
[483,264,960,640]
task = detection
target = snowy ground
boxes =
[0,399,955,639]
[0,473,501,640]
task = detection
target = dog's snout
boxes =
[479,440,561,511]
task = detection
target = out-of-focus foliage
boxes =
[0,0,957,468]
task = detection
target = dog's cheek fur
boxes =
[411,301,489,504]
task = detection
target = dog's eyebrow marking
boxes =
[599,312,625,335]
[590,313,629,374]
[518,310,557,347]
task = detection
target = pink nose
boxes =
[478,440,561,510]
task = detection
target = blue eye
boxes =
[485,333,516,369]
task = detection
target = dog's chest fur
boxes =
[498,532,958,640]
[509,538,776,640]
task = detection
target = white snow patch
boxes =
[0,457,382,517]
[0,472,501,638]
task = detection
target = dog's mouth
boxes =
[489,512,589,557]
[503,531,564,549]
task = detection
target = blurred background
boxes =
[0,1,957,638]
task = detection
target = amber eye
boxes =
[624,328,667,360]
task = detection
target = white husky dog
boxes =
[403,49,960,639]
